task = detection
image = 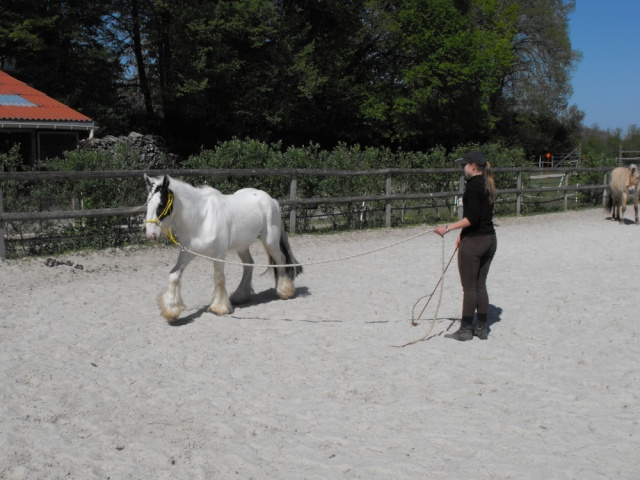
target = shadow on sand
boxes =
[168,286,311,326]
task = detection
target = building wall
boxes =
[1,129,89,165]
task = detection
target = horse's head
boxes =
[144,174,173,243]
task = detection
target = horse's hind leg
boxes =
[158,250,194,322]
[620,192,628,223]
[230,249,254,305]
[210,259,233,315]
[262,237,295,300]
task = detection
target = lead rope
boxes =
[395,239,458,348]
[154,227,433,268]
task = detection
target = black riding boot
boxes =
[474,313,488,340]
[445,316,473,341]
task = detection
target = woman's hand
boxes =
[434,225,448,237]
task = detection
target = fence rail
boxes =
[0,166,612,259]
[618,146,640,165]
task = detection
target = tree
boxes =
[358,0,520,150]
[0,0,124,131]
[493,0,582,155]
[267,0,376,147]
[1,0,586,159]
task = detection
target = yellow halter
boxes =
[145,192,180,246]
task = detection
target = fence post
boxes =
[603,173,609,209]
[0,184,5,259]
[618,145,622,166]
[563,171,570,211]
[289,172,297,234]
[385,172,392,228]
[457,175,465,219]
[516,172,522,215]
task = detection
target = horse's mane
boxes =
[168,176,219,198]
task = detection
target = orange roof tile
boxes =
[0,71,93,124]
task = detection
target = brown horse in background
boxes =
[607,164,640,223]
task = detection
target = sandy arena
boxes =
[1,208,638,479]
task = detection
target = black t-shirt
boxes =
[461,174,495,237]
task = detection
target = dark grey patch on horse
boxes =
[268,231,303,282]
[154,176,173,220]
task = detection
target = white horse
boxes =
[144,174,302,322]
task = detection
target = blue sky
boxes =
[568,0,640,132]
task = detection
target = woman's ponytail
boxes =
[484,162,497,205]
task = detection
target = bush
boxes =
[1,141,178,257]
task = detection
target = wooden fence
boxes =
[0,166,612,259]
[618,146,640,166]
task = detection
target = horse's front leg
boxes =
[158,250,194,322]
[229,249,254,305]
[210,259,233,315]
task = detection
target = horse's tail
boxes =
[606,168,621,214]
[605,186,613,214]
[270,226,303,281]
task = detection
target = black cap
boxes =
[455,150,487,167]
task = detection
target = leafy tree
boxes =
[1,0,585,159]
[493,0,582,156]
[359,0,520,150]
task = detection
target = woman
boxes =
[434,150,497,341]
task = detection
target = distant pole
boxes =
[457,175,464,219]
[619,145,622,166]
[385,172,392,228]
[563,170,570,211]
[289,173,297,234]
[0,185,5,259]
[516,172,522,215]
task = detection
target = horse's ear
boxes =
[144,174,153,192]
[161,175,171,192]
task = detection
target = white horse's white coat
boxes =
[144,175,302,321]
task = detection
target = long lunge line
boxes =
[395,239,458,348]
[163,227,434,268]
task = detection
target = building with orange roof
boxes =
[0,69,95,165]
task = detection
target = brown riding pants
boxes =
[457,234,497,318]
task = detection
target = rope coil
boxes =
[396,241,458,347]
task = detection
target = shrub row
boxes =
[1,139,591,258]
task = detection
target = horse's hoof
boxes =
[209,303,233,316]
[160,307,184,323]
[276,279,295,299]
[276,288,295,300]
[230,290,253,305]
[157,294,185,322]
